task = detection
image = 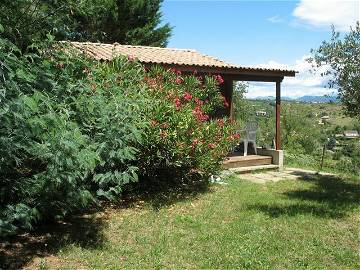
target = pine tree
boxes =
[0,0,172,50]
[69,0,172,47]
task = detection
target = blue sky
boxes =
[161,0,360,98]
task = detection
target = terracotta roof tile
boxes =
[63,41,296,75]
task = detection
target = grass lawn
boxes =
[2,172,360,269]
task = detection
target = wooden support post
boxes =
[221,79,234,120]
[275,81,281,150]
[229,80,234,121]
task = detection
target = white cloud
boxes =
[245,55,335,99]
[292,0,359,31]
[267,15,284,24]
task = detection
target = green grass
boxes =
[3,173,360,269]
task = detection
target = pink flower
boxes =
[208,143,216,149]
[215,75,224,85]
[192,106,209,122]
[183,92,192,101]
[128,55,135,62]
[200,114,209,122]
[192,139,200,148]
[176,70,182,75]
[221,94,230,108]
[228,133,241,142]
[194,98,204,106]
[170,67,177,73]
[193,70,198,75]
[216,119,225,127]
[174,97,182,110]
[160,123,169,129]
[192,106,201,114]
[175,77,183,85]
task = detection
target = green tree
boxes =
[310,22,360,119]
[0,0,171,50]
[69,0,172,47]
[233,82,251,124]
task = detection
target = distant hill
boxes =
[297,95,338,103]
[250,94,339,103]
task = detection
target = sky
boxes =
[161,0,360,98]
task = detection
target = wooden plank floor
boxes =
[223,154,272,169]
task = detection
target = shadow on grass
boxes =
[119,173,211,210]
[0,213,106,269]
[0,175,210,269]
[248,172,360,219]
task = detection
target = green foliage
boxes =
[336,141,360,176]
[0,0,171,50]
[69,0,172,47]
[281,104,325,155]
[232,82,251,125]
[310,22,360,119]
[0,36,236,236]
[137,67,237,184]
[0,37,148,235]
[233,95,359,175]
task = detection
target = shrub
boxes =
[0,37,238,236]
[137,66,237,185]
[338,141,360,176]
[0,37,148,235]
[281,105,325,155]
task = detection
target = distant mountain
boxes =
[297,95,338,103]
[249,96,275,101]
[250,94,339,103]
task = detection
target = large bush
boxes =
[0,38,148,235]
[138,66,237,184]
[0,37,237,236]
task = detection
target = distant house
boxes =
[320,115,330,123]
[343,130,359,139]
[256,110,267,116]
[321,115,330,120]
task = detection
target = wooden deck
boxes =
[223,154,273,169]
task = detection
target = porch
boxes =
[67,42,296,170]
[169,64,295,171]
[223,148,284,172]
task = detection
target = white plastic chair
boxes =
[239,122,258,156]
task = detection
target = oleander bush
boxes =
[0,36,237,236]
[137,66,238,185]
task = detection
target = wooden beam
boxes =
[156,64,296,79]
[229,80,235,121]
[276,81,281,150]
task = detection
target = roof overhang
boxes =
[62,41,297,82]
[156,63,296,82]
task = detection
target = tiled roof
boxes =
[63,41,296,75]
